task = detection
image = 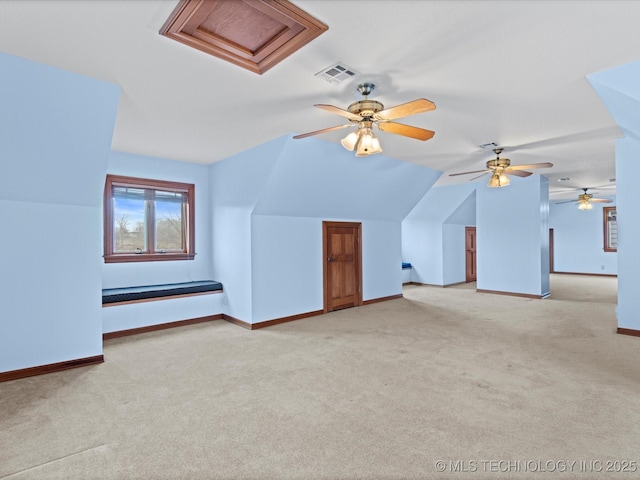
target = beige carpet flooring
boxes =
[2,274,639,479]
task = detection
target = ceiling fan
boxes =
[293,82,436,156]
[449,148,553,188]
[555,188,613,210]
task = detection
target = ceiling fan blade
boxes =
[508,162,554,171]
[377,121,435,141]
[449,169,488,177]
[555,199,578,204]
[506,169,533,178]
[469,171,490,181]
[314,104,361,121]
[293,124,353,139]
[374,98,436,121]
[590,198,613,203]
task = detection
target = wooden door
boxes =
[323,221,362,312]
[549,228,554,273]
[465,226,477,283]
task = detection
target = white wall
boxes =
[476,176,550,297]
[0,52,119,372]
[550,198,617,275]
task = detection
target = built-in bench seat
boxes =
[102,280,223,306]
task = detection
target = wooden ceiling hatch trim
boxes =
[160,0,328,75]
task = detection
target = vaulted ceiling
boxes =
[1,1,638,198]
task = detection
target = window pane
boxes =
[608,209,618,249]
[113,196,147,252]
[155,192,184,251]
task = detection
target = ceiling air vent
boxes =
[315,62,359,84]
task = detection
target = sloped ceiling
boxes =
[251,135,441,221]
[0,1,638,199]
[405,183,478,224]
[445,191,476,226]
[589,61,640,141]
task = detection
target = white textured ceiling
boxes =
[1,0,637,199]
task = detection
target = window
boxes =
[603,206,617,252]
[104,175,195,263]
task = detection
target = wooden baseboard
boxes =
[444,281,468,288]
[476,288,544,299]
[103,314,223,340]
[617,327,640,338]
[0,355,104,383]
[251,310,325,330]
[403,282,465,288]
[552,271,617,278]
[362,294,403,305]
[224,310,325,330]
[222,314,252,329]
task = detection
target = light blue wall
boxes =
[250,216,402,323]
[0,52,119,372]
[442,224,467,285]
[589,60,640,330]
[103,151,213,288]
[251,215,323,323]
[101,151,219,333]
[209,136,286,323]
[550,197,617,275]
[476,175,550,297]
[615,137,640,330]
[253,136,441,221]
[402,183,477,285]
[443,191,477,285]
[362,220,403,300]
[214,135,439,324]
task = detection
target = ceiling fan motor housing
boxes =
[347,99,384,119]
[486,158,510,169]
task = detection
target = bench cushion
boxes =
[102,280,223,305]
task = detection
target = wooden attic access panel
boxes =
[160,0,328,75]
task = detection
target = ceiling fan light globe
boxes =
[370,137,383,154]
[355,129,382,156]
[341,131,359,151]
[578,201,593,210]
[487,172,510,188]
[487,174,501,188]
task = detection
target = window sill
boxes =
[104,253,196,263]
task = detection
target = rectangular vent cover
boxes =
[315,62,359,84]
